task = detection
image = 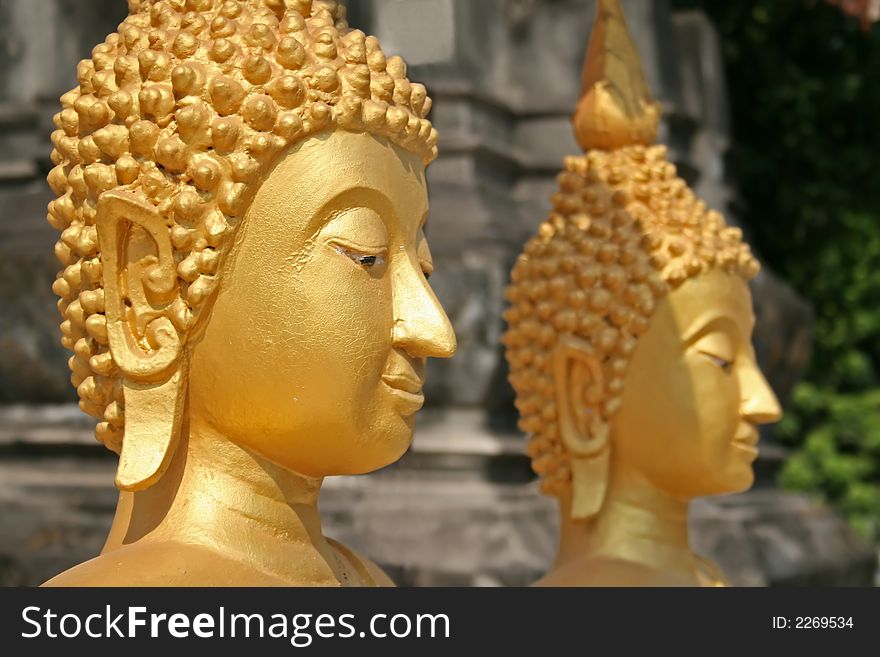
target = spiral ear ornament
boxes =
[553,335,611,519]
[96,190,183,381]
[554,336,608,454]
[94,190,187,491]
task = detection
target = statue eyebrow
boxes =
[318,207,390,250]
[681,315,742,348]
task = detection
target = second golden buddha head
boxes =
[47,0,455,490]
[502,0,781,519]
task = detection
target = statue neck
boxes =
[555,457,698,582]
[103,415,346,585]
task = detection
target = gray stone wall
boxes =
[0,0,129,402]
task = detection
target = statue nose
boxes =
[391,269,456,360]
[740,364,782,425]
[392,307,457,359]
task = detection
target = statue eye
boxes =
[420,260,434,280]
[702,352,734,373]
[351,252,384,270]
[334,244,386,270]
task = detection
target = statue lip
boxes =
[732,426,759,456]
[381,373,425,413]
[733,426,759,446]
[381,373,424,395]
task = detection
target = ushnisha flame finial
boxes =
[573,0,661,151]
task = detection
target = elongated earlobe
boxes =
[568,449,610,519]
[554,335,610,519]
[96,190,185,491]
[116,371,186,491]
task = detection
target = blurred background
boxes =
[0,0,878,586]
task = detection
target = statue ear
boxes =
[96,190,185,492]
[553,335,610,520]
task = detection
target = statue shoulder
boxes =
[43,541,184,587]
[534,555,683,587]
[327,538,395,587]
[695,555,729,587]
[42,541,285,587]
[44,539,395,587]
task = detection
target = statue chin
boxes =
[42,1,454,587]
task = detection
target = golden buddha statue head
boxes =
[502,0,781,583]
[46,0,454,494]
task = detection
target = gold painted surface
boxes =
[43,0,454,587]
[573,0,661,151]
[502,0,782,586]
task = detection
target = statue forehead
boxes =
[251,129,428,217]
[654,268,754,340]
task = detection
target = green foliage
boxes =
[673,0,880,536]
[777,384,880,536]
